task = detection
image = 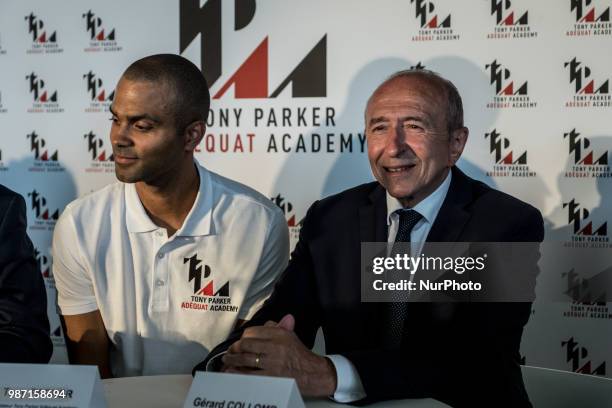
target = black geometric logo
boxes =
[184,253,228,296]
[562,337,606,375]
[179,0,326,98]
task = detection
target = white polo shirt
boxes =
[52,161,289,377]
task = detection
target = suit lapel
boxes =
[426,167,473,243]
[359,184,387,243]
[358,184,387,346]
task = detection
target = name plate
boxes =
[184,372,304,408]
[0,363,107,408]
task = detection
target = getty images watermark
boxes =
[371,251,488,292]
[360,242,543,302]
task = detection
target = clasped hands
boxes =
[221,314,337,397]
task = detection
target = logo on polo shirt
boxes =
[561,268,612,320]
[563,129,611,178]
[82,10,122,52]
[485,0,538,39]
[24,12,63,54]
[181,253,238,312]
[562,199,611,248]
[564,57,611,108]
[562,337,606,375]
[485,59,537,109]
[566,0,611,37]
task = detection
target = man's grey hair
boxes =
[368,68,465,133]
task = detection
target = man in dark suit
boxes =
[195,70,543,407]
[0,184,52,363]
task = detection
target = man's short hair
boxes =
[376,68,464,133]
[122,54,210,132]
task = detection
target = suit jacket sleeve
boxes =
[0,191,52,363]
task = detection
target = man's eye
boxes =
[134,123,152,131]
[109,117,118,123]
[405,123,422,130]
[372,125,387,132]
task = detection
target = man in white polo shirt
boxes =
[52,54,288,377]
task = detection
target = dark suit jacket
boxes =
[196,167,544,407]
[0,184,52,363]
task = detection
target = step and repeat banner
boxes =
[0,0,611,377]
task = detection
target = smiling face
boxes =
[109,78,185,184]
[365,75,468,207]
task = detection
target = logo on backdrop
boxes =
[562,337,606,375]
[485,60,537,109]
[564,57,611,108]
[566,0,611,36]
[83,71,114,112]
[82,10,122,52]
[563,129,611,178]
[27,130,64,173]
[484,129,535,177]
[0,33,7,55]
[34,246,54,288]
[409,0,459,41]
[25,72,64,113]
[486,0,538,39]
[24,12,63,54]
[27,189,59,231]
[180,0,326,98]
[51,326,64,347]
[562,268,612,319]
[271,193,302,242]
[0,91,7,114]
[84,131,114,173]
[563,199,610,248]
[0,149,6,172]
[181,253,237,312]
[181,0,362,156]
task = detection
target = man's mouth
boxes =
[114,154,138,164]
[384,164,415,173]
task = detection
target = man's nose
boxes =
[110,122,131,147]
[386,124,407,157]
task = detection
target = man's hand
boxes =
[221,314,337,397]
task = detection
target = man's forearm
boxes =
[61,313,112,378]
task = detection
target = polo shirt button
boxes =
[156,279,165,286]
[156,231,164,237]
[157,253,164,259]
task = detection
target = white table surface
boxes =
[103,374,450,408]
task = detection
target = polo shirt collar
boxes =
[125,161,213,236]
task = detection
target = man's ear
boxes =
[449,126,469,166]
[184,121,205,152]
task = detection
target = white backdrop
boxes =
[0,0,610,377]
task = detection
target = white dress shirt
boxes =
[327,170,452,403]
